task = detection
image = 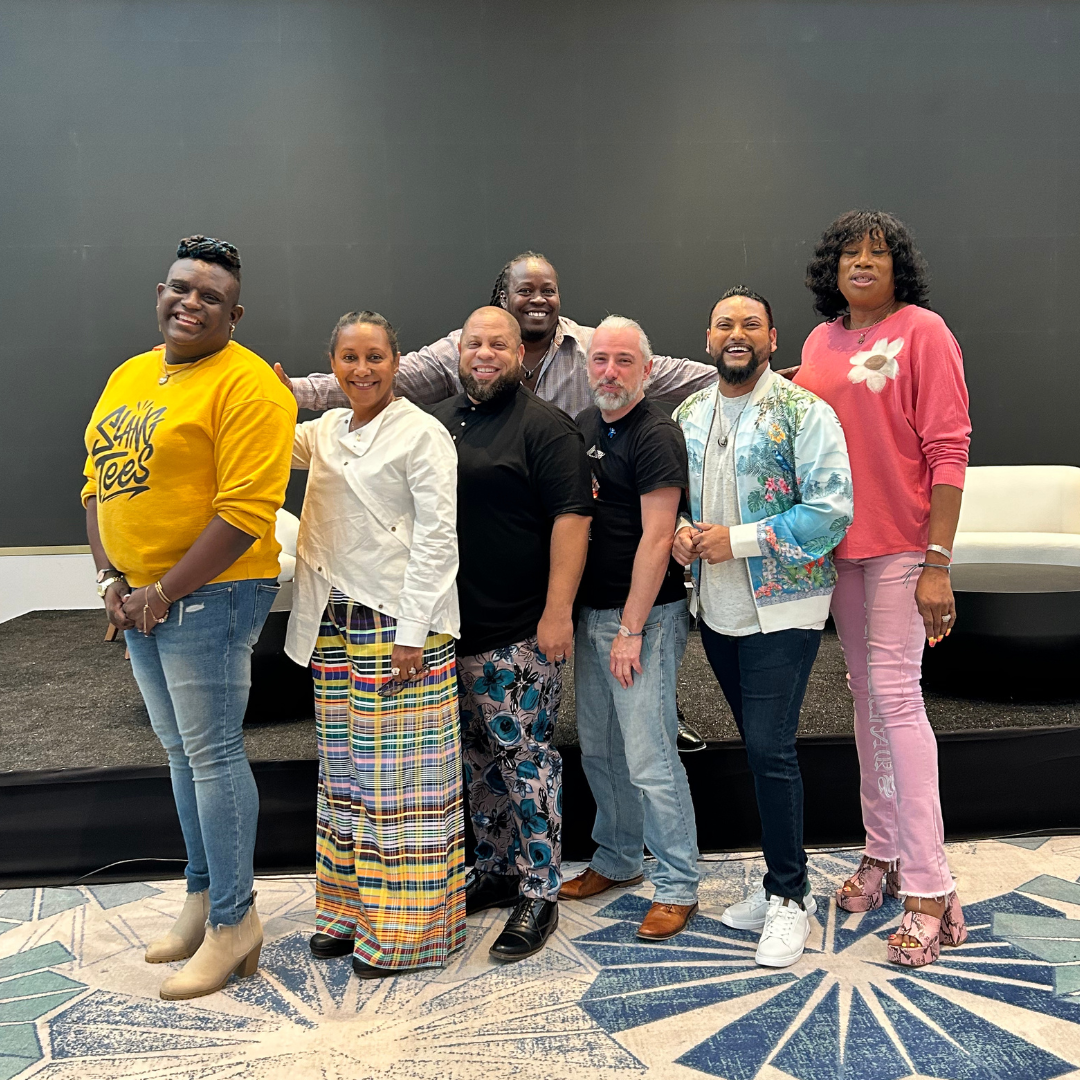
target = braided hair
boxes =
[176,234,242,283]
[489,250,556,307]
[329,310,399,357]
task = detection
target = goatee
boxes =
[461,368,520,403]
[712,346,768,386]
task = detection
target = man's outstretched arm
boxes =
[273,332,464,412]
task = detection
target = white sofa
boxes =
[951,466,1080,592]
[273,508,300,611]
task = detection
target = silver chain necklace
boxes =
[716,395,748,449]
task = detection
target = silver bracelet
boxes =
[926,544,953,562]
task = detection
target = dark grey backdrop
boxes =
[2,0,1077,546]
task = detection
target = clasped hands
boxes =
[104,581,172,635]
[672,522,733,566]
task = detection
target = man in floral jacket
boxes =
[672,286,852,969]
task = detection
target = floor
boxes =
[3,611,1076,771]
[3,837,1080,1079]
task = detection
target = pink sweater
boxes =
[794,304,970,560]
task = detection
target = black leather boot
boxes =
[465,869,521,915]
[309,932,354,958]
[676,704,706,753]
[489,897,558,961]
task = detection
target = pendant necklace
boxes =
[521,355,544,381]
[851,302,898,346]
[717,404,735,449]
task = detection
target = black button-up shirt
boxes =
[430,385,592,656]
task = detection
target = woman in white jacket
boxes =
[286,311,464,978]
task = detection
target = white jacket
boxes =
[284,399,460,665]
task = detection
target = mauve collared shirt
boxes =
[290,316,718,418]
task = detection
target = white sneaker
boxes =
[755,895,810,968]
[722,886,816,932]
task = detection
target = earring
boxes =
[229,324,235,336]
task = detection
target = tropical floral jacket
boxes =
[673,367,853,633]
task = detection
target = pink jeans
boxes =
[831,552,955,897]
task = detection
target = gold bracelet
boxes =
[154,580,174,606]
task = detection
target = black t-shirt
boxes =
[575,397,689,611]
[430,386,592,656]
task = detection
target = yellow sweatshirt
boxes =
[82,341,297,588]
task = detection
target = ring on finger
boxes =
[941,613,952,622]
[408,667,418,676]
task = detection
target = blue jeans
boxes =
[126,578,279,927]
[575,600,700,905]
[698,622,821,901]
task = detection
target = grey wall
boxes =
[2,0,1077,545]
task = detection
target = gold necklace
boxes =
[158,349,215,385]
[850,302,898,346]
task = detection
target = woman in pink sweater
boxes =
[794,210,971,968]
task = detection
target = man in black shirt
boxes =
[430,306,592,961]
[560,315,701,941]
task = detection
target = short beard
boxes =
[591,381,638,412]
[711,344,769,386]
[460,366,520,403]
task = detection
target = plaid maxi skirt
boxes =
[310,589,466,969]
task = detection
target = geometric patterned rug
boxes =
[3,836,1080,1079]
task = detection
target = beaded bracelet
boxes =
[903,561,951,585]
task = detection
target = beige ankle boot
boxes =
[159,900,262,1001]
[145,890,210,963]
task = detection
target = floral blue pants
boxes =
[457,637,563,901]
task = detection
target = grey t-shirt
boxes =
[698,393,760,636]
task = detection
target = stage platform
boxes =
[3,610,1080,888]
[3,610,1075,772]
[3,839,1080,1080]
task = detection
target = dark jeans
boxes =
[699,622,821,901]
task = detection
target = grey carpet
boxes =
[1,610,1075,771]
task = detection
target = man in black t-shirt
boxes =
[560,315,701,941]
[429,307,592,962]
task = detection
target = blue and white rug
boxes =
[3,837,1080,1079]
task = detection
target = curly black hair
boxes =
[805,210,929,319]
[176,234,242,283]
[489,250,557,307]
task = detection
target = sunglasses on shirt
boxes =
[377,664,432,698]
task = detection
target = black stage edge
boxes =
[3,727,1079,888]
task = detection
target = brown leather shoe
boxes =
[559,867,644,901]
[637,901,699,940]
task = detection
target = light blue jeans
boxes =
[126,578,279,927]
[575,599,700,905]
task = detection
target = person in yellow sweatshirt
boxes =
[82,235,296,1001]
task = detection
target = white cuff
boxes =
[676,514,695,535]
[393,618,430,649]
[729,521,764,559]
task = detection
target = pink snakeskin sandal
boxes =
[835,856,901,913]
[887,891,966,967]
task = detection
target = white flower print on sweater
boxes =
[848,336,904,393]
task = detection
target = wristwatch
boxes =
[96,568,125,598]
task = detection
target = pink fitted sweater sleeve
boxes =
[911,321,970,491]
